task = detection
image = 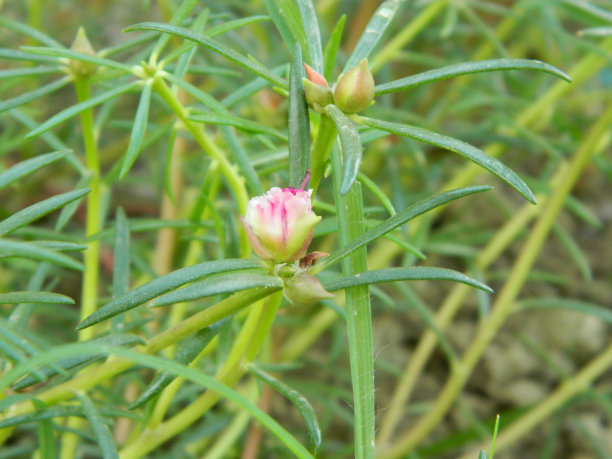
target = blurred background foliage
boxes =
[1,0,611,458]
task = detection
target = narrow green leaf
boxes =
[76,259,264,330]
[263,0,304,57]
[561,0,612,23]
[374,59,571,96]
[312,186,491,274]
[12,334,144,391]
[358,171,396,216]
[324,267,492,293]
[0,48,59,63]
[111,208,130,332]
[0,320,66,379]
[0,336,47,381]
[479,451,488,459]
[129,320,227,409]
[250,364,321,451]
[221,65,287,108]
[222,208,240,259]
[112,208,130,299]
[26,81,141,138]
[188,112,287,141]
[323,15,346,81]
[0,240,83,271]
[0,292,74,305]
[297,0,323,72]
[0,188,90,237]
[21,46,134,73]
[34,400,55,459]
[206,15,271,38]
[519,298,612,324]
[552,223,592,280]
[163,127,179,205]
[343,0,402,73]
[383,233,425,260]
[0,66,63,80]
[565,195,602,229]
[220,126,264,196]
[9,111,85,174]
[490,414,500,459]
[578,27,612,37]
[0,393,32,413]
[119,80,153,179]
[325,105,362,195]
[31,241,86,252]
[0,77,71,114]
[124,22,287,88]
[0,150,70,190]
[459,3,508,58]
[157,8,208,74]
[99,31,158,57]
[0,405,138,429]
[75,392,119,459]
[55,175,90,231]
[150,0,200,61]
[6,263,51,329]
[360,116,536,203]
[288,44,310,188]
[151,273,281,307]
[0,17,64,48]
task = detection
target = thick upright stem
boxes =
[59,75,103,459]
[332,145,375,459]
[74,77,101,342]
[309,115,337,193]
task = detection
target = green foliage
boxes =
[1,1,611,458]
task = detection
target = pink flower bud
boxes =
[303,63,329,87]
[241,187,321,263]
[303,64,333,111]
[333,58,375,114]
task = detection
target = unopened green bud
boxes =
[333,58,374,114]
[283,272,334,306]
[303,77,333,111]
[69,27,97,77]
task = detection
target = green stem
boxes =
[332,146,375,459]
[310,115,337,193]
[74,77,101,343]
[119,292,283,459]
[379,95,612,459]
[59,75,102,459]
[152,77,250,255]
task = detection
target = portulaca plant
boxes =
[2,1,610,459]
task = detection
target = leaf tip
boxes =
[75,317,94,331]
[24,129,39,139]
[524,189,538,205]
[339,180,352,195]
